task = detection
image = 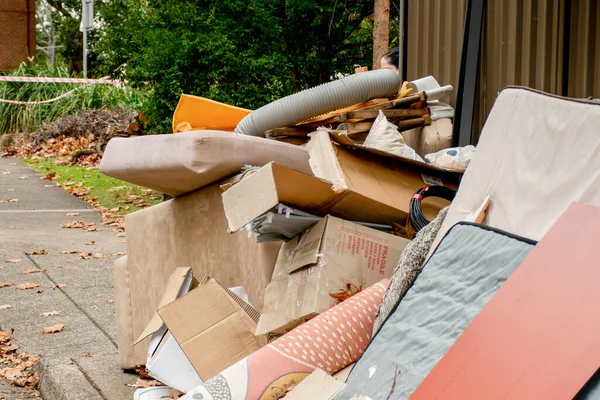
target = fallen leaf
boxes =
[83,174,92,178]
[42,324,64,334]
[15,283,39,290]
[126,378,160,388]
[107,299,114,304]
[24,249,47,255]
[53,283,66,288]
[73,352,99,357]
[18,176,28,180]
[2,344,18,353]
[109,207,120,212]
[93,253,104,259]
[7,198,18,203]
[60,249,80,254]
[40,311,60,317]
[85,241,96,245]
[0,305,13,310]
[169,390,183,399]
[0,282,14,288]
[1,171,10,175]
[20,268,45,274]
[80,253,92,260]
[65,212,80,216]
[6,259,23,263]
[44,184,55,187]
[62,220,86,229]
[36,289,44,294]
[43,172,56,180]
[111,252,126,256]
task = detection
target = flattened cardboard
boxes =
[256,215,409,335]
[158,276,266,381]
[412,202,600,400]
[327,129,460,174]
[119,177,281,369]
[308,130,458,222]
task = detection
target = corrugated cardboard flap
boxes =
[157,276,265,380]
[134,267,194,344]
[284,216,329,275]
[221,162,340,232]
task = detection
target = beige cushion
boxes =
[116,178,281,369]
[431,87,600,253]
[100,130,312,196]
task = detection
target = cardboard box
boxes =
[118,177,281,369]
[307,129,460,222]
[256,215,410,335]
[134,267,203,393]
[158,276,267,381]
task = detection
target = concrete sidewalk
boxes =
[0,157,136,399]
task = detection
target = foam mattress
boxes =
[337,223,535,399]
[100,130,312,196]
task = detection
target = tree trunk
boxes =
[372,0,390,70]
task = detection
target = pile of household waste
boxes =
[100,69,600,400]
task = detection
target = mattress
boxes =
[100,130,312,196]
[337,223,535,399]
[431,87,600,252]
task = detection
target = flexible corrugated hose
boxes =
[235,69,402,137]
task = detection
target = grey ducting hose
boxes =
[235,69,402,137]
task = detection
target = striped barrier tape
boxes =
[0,75,120,105]
[0,89,77,105]
[0,75,116,84]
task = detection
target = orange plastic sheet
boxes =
[412,202,600,400]
[172,94,251,133]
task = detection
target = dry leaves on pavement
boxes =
[41,324,64,334]
[126,378,161,388]
[93,253,104,259]
[60,249,80,254]
[0,331,40,389]
[112,252,126,256]
[7,198,18,203]
[24,250,47,256]
[5,259,23,263]
[0,305,13,310]
[62,220,99,231]
[53,284,66,289]
[65,212,80,216]
[85,241,95,245]
[20,268,45,275]
[43,172,56,180]
[80,253,92,260]
[15,283,39,290]
[40,311,59,317]
[0,282,14,288]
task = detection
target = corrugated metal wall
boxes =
[406,0,600,142]
[0,0,36,71]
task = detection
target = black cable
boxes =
[409,185,457,232]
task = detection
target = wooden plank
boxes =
[339,108,429,121]
[296,98,392,128]
[392,115,431,132]
[264,127,314,138]
[359,92,427,111]
[336,122,374,132]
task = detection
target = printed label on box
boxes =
[422,174,444,186]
